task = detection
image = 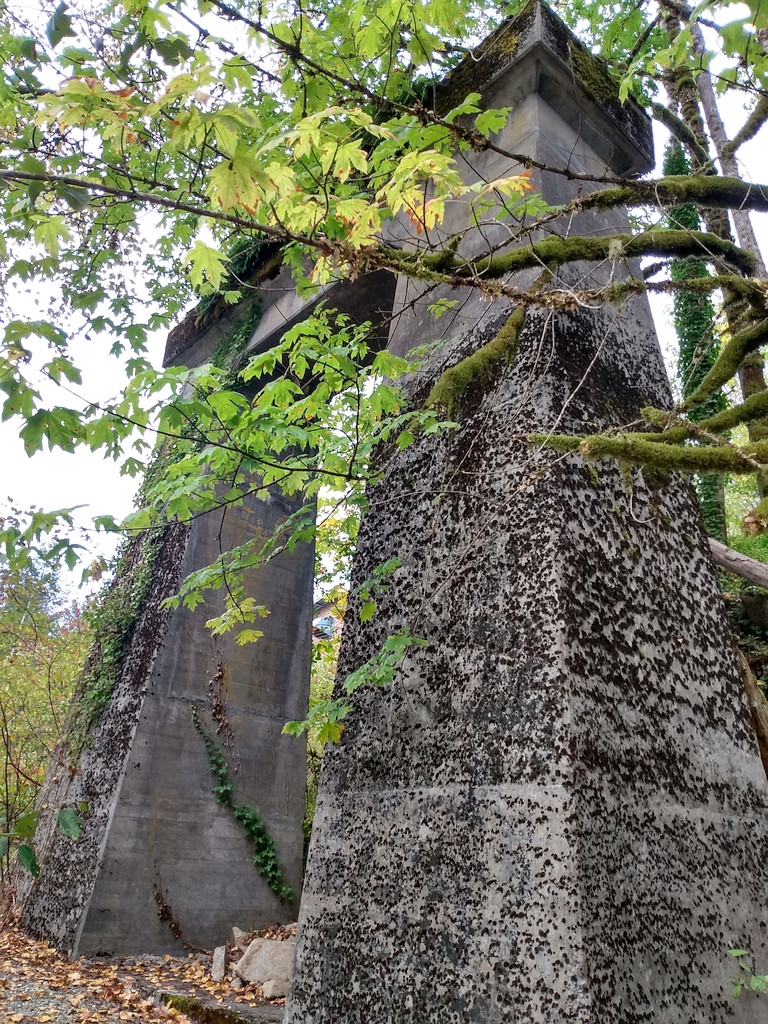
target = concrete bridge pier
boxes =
[285,4,768,1022]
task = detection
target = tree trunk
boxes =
[738,650,768,781]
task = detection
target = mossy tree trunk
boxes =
[663,140,727,543]
[661,2,768,497]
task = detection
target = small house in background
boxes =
[312,598,343,640]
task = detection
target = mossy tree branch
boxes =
[529,432,768,475]
[381,228,755,283]
[683,318,768,410]
[580,175,768,218]
[427,306,526,418]
[639,391,768,445]
[723,96,768,160]
[650,102,712,166]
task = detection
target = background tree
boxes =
[663,137,727,542]
[0,556,90,881]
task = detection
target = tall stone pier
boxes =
[17,259,394,956]
[286,3,768,1022]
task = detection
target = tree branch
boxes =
[650,102,711,167]
[709,537,768,590]
[582,174,768,219]
[383,228,756,281]
[724,96,768,160]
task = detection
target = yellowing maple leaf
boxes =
[207,155,271,212]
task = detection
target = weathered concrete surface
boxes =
[286,3,768,1022]
[20,228,397,956]
[18,487,312,956]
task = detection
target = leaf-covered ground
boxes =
[0,923,285,1023]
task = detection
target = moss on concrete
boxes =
[427,307,525,418]
[161,993,253,1024]
[568,39,617,104]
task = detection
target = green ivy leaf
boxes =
[17,843,39,876]
[56,807,83,839]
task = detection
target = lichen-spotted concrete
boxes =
[18,225,396,955]
[18,490,313,957]
[285,3,768,1021]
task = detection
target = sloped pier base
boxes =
[19,491,312,957]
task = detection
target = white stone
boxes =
[231,976,244,990]
[262,978,289,1000]
[211,945,226,982]
[234,936,296,985]
[232,926,248,945]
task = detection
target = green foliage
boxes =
[192,704,294,901]
[63,529,164,761]
[730,949,768,998]
[725,438,762,544]
[729,532,768,564]
[663,143,724,416]
[55,806,83,839]
[147,307,446,630]
[61,438,194,760]
[284,627,428,744]
[354,556,403,625]
[301,630,340,855]
[0,557,89,875]
[0,0,765,583]
[663,140,726,542]
[16,843,39,877]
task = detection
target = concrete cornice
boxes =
[437,0,653,176]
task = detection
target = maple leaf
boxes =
[207,155,271,212]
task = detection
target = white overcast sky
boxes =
[1,325,168,587]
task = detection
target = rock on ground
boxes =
[234,937,296,986]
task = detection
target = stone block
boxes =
[262,978,289,1000]
[211,946,226,982]
[235,937,296,986]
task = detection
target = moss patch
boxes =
[434,2,531,115]
[427,306,525,418]
[161,993,251,1024]
[568,39,617,104]
[62,439,186,763]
